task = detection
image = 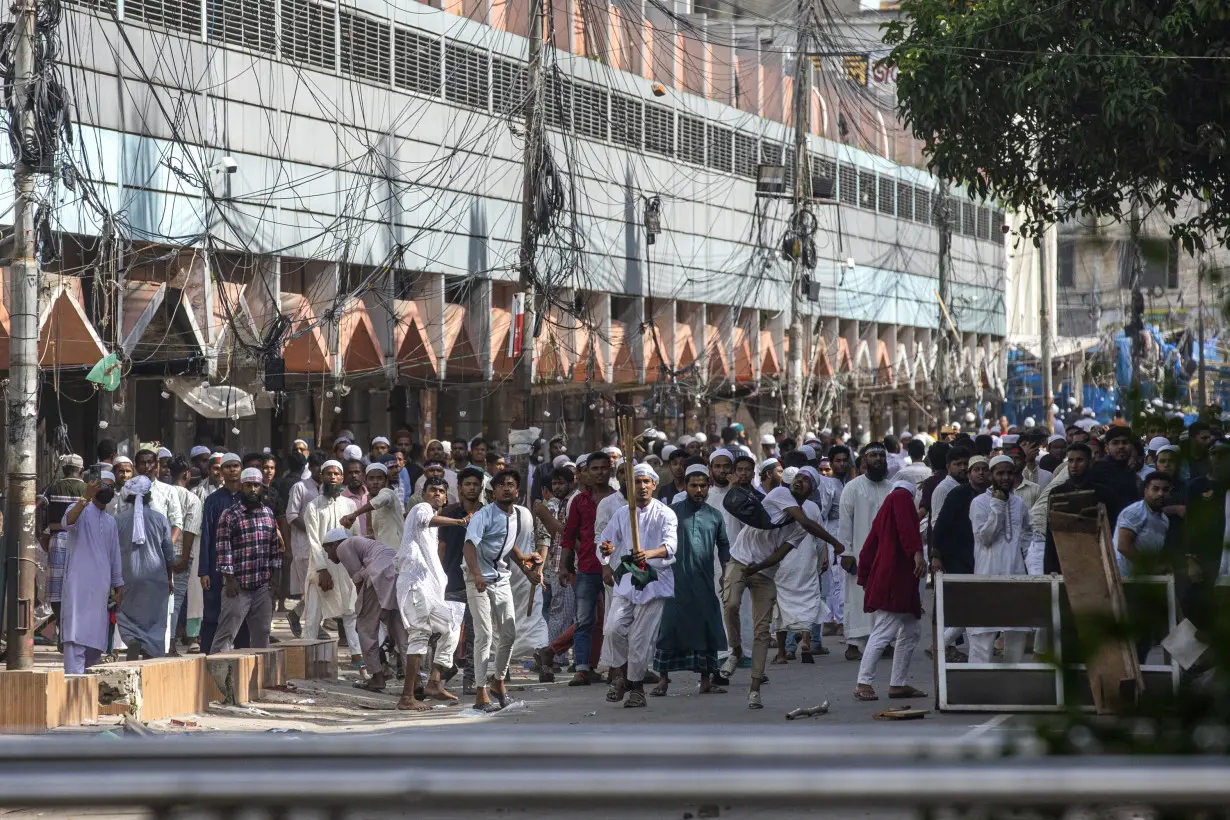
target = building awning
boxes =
[39,281,108,368]
[1011,334,1101,360]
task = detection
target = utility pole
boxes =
[1039,224,1054,432]
[935,184,951,425]
[6,0,42,670]
[1197,201,1208,409]
[784,0,811,441]
[515,0,543,433]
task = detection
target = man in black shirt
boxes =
[438,466,485,694]
[1086,426,1141,527]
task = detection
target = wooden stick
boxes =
[618,416,641,559]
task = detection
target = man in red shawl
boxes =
[853,478,928,701]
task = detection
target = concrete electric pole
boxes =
[1039,226,1054,432]
[515,0,544,433]
[784,0,812,441]
[935,184,951,425]
[6,0,43,670]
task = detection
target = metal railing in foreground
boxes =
[0,732,1228,808]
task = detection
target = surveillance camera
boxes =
[215,156,238,174]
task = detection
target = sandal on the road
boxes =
[747,691,764,710]
[352,680,385,692]
[624,690,647,708]
[854,686,878,701]
[888,686,929,699]
[606,678,626,702]
[649,679,669,696]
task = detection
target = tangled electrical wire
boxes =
[0,0,71,172]
[781,207,818,270]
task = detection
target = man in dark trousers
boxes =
[931,455,991,662]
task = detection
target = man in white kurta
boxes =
[303,460,361,663]
[598,464,677,709]
[285,457,321,636]
[837,444,894,659]
[968,455,1032,663]
[60,477,124,673]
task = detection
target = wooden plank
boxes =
[0,670,67,734]
[205,653,261,706]
[95,656,210,721]
[249,647,287,690]
[63,675,99,727]
[280,638,337,680]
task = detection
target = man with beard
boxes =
[531,436,568,502]
[210,468,281,653]
[932,455,991,661]
[653,464,729,696]
[439,467,486,693]
[837,443,894,660]
[450,440,470,473]
[759,458,782,492]
[131,448,184,552]
[854,475,928,701]
[968,455,1031,664]
[286,453,323,638]
[928,446,970,536]
[1183,420,1214,482]
[1087,425,1143,526]
[190,445,213,482]
[166,458,203,655]
[341,462,404,550]
[418,440,458,502]
[1116,472,1172,577]
[772,466,836,665]
[197,454,245,655]
[722,468,842,708]
[1006,444,1042,512]
[304,460,362,667]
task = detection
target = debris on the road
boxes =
[169,718,198,728]
[873,706,929,721]
[785,702,830,720]
[295,699,316,705]
[583,711,597,717]
[698,804,720,818]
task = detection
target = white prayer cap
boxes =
[605,446,622,459]
[1001,434,1019,445]
[1082,407,1095,417]
[321,459,343,473]
[575,453,591,468]
[1156,444,1180,454]
[221,452,242,466]
[157,447,173,459]
[333,435,352,446]
[59,453,84,468]
[633,463,657,481]
[758,457,780,475]
[365,462,388,475]
[685,464,709,478]
[342,444,363,462]
[892,478,918,494]
[798,444,816,460]
[100,470,115,483]
[263,447,272,454]
[781,466,799,486]
[968,456,989,468]
[805,431,818,441]
[989,455,1015,470]
[661,445,677,461]
[991,436,1003,449]
[323,528,349,545]
[900,430,913,439]
[1074,418,1097,432]
[1170,411,1185,420]
[240,467,263,484]
[190,445,212,458]
[708,447,734,464]
[1024,417,1036,428]
[737,445,754,458]
[694,431,707,442]
[761,433,776,446]
[1049,434,1066,444]
[820,428,832,436]
[561,461,576,470]
[371,435,390,446]
[678,435,694,447]
[292,439,308,448]
[552,454,571,468]
[1147,436,1172,452]
[112,455,133,467]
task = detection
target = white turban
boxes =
[190,445,211,459]
[122,475,153,545]
[685,464,709,478]
[321,459,343,474]
[633,463,657,481]
[605,446,622,459]
[343,444,363,462]
[892,479,918,494]
[708,448,734,464]
[240,467,263,483]
[989,455,1015,470]
[323,528,349,545]
[221,452,242,466]
[365,462,388,474]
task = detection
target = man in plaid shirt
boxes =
[210,467,282,653]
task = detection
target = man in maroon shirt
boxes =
[559,451,614,685]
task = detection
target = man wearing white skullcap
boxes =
[302,459,363,665]
[209,467,281,653]
[967,454,1032,664]
[114,475,176,659]
[837,443,895,659]
[339,462,404,549]
[197,452,246,654]
[58,472,124,674]
[370,436,391,459]
[598,462,677,707]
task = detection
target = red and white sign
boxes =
[509,292,526,358]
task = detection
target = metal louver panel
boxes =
[678,116,705,165]
[914,187,931,224]
[210,0,276,52]
[340,9,390,83]
[393,27,440,96]
[574,83,608,139]
[858,171,876,210]
[544,73,572,130]
[280,0,335,69]
[444,42,489,110]
[491,58,527,114]
[760,141,782,166]
[644,105,674,156]
[896,181,913,221]
[838,165,857,206]
[610,95,641,149]
[810,156,835,198]
[733,132,757,178]
[961,201,975,236]
[706,124,732,172]
[877,176,894,216]
[124,0,199,33]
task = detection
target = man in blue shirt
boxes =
[197,453,245,655]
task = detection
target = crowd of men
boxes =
[32,410,1230,712]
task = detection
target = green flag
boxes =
[85,352,121,392]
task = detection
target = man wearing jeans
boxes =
[463,469,540,712]
[560,451,614,686]
[211,468,281,653]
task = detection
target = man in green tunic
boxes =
[652,464,730,696]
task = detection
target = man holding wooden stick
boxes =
[598,462,678,708]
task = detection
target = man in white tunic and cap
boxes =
[968,454,1032,663]
[285,453,322,637]
[837,443,894,660]
[59,475,124,673]
[303,460,362,667]
[598,463,677,709]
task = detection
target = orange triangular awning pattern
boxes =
[490,301,515,377]
[705,319,730,380]
[339,302,384,376]
[675,323,697,371]
[759,329,780,376]
[280,292,331,374]
[733,326,754,382]
[609,319,641,384]
[534,324,574,383]
[875,340,893,385]
[573,332,607,383]
[810,340,833,378]
[836,338,853,373]
[443,304,482,379]
[39,283,107,368]
[394,299,438,380]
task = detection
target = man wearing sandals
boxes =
[853,477,929,702]
[598,463,678,708]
